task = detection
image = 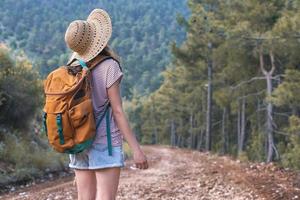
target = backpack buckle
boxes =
[78,59,89,71]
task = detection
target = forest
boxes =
[0,0,188,98]
[1,0,300,190]
[129,0,300,169]
[0,0,188,185]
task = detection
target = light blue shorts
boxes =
[69,142,125,170]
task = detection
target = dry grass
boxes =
[0,130,68,186]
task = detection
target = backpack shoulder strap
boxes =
[67,54,122,72]
[88,55,113,70]
[89,55,122,72]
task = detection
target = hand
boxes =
[133,148,148,170]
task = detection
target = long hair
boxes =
[67,45,120,75]
[98,45,120,63]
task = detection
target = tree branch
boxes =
[259,48,267,75]
[272,143,280,160]
[269,50,276,75]
[237,90,266,100]
[273,130,289,136]
[230,77,266,90]
[273,112,292,118]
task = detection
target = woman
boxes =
[64,8,148,200]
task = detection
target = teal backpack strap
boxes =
[95,103,110,129]
[43,112,48,136]
[78,59,88,70]
[95,103,113,156]
[56,114,65,145]
[105,107,113,156]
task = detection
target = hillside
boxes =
[1,145,300,200]
[0,0,189,97]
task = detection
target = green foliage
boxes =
[0,129,67,185]
[237,151,249,162]
[0,46,66,185]
[124,0,300,169]
[281,116,300,169]
[0,0,188,98]
[246,130,265,162]
[0,46,43,128]
[271,68,300,169]
[123,91,144,142]
[271,69,300,112]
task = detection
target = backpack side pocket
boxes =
[43,101,74,152]
[69,98,96,144]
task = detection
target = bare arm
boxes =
[107,80,148,169]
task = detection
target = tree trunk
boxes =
[154,125,158,144]
[259,50,278,162]
[256,98,261,130]
[240,97,246,152]
[170,119,176,147]
[237,97,246,154]
[198,88,206,151]
[177,135,181,147]
[197,130,204,150]
[266,73,275,162]
[152,122,158,144]
[221,107,228,155]
[189,112,193,149]
[205,42,213,151]
[237,100,241,153]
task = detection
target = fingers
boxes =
[133,149,148,170]
[143,160,149,169]
[135,163,142,169]
[135,160,149,170]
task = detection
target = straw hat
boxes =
[65,9,112,65]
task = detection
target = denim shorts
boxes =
[69,142,125,170]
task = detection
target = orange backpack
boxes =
[43,55,113,155]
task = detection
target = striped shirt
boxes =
[90,58,123,146]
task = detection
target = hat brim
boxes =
[67,9,112,66]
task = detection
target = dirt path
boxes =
[1,145,300,200]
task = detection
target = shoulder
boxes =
[99,58,120,68]
[92,58,122,78]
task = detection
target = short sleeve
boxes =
[106,60,123,89]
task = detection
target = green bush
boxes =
[0,46,43,129]
[237,151,249,162]
[246,130,265,162]
[0,129,68,185]
[281,116,300,169]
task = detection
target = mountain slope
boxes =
[0,0,188,97]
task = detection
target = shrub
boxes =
[0,46,43,129]
[0,129,68,185]
[246,129,265,162]
[281,116,300,169]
